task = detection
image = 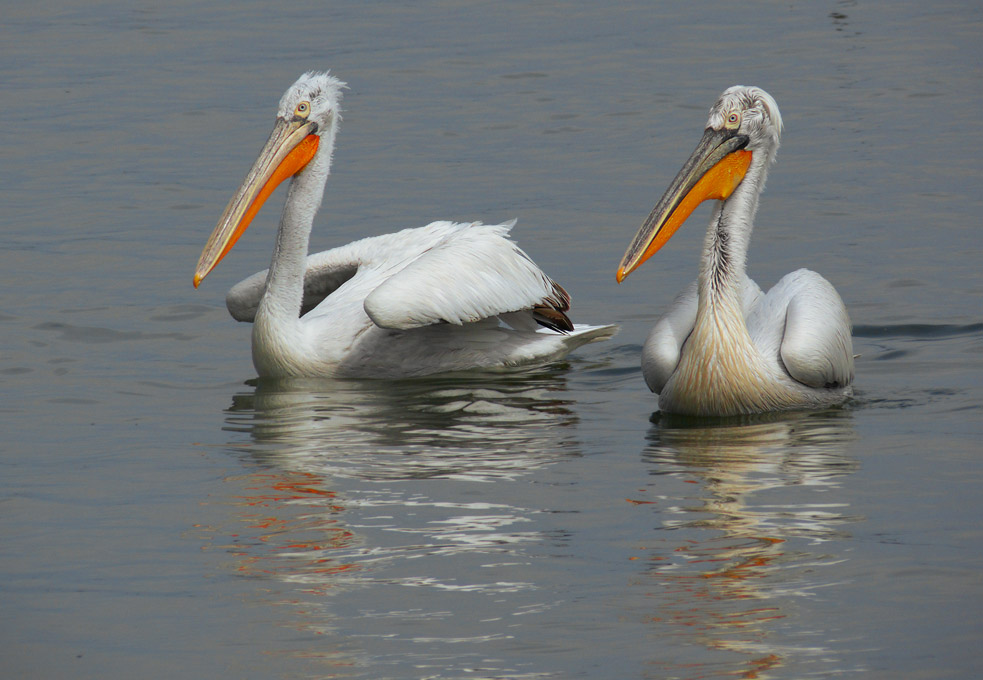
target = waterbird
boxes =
[194,72,616,378]
[616,86,853,416]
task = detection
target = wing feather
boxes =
[641,281,699,394]
[224,241,367,322]
[363,221,570,331]
[774,269,854,389]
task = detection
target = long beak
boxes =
[616,127,752,282]
[193,118,320,287]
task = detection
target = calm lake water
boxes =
[3,1,982,678]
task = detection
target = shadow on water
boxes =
[634,409,861,678]
[194,368,587,676]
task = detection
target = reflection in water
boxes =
[197,369,583,676]
[225,370,580,481]
[637,411,859,678]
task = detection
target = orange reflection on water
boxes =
[215,469,359,590]
[638,411,858,679]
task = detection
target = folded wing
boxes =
[363,221,571,331]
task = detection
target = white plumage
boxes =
[194,72,615,378]
[617,86,854,416]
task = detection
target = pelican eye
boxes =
[725,111,741,129]
[295,101,311,119]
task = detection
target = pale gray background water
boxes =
[2,1,982,678]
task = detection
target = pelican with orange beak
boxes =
[195,72,615,378]
[617,86,853,416]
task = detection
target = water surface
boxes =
[2,1,982,678]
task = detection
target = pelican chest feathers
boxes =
[193,72,616,379]
[616,86,854,416]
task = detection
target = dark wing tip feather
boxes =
[533,306,574,334]
[531,278,574,333]
[548,280,571,312]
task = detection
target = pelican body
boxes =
[194,72,615,378]
[617,86,853,416]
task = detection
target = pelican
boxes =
[616,86,853,416]
[194,72,616,378]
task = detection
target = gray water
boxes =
[3,1,982,678]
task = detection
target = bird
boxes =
[193,72,616,379]
[616,86,854,417]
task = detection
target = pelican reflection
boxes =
[636,410,859,677]
[224,368,581,481]
[196,369,586,673]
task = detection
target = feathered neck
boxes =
[698,148,772,307]
[253,122,338,364]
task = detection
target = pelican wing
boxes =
[762,269,854,389]
[641,281,698,394]
[225,248,360,322]
[363,221,570,331]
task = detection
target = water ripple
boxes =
[853,322,983,339]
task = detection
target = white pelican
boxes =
[194,72,616,378]
[616,86,854,416]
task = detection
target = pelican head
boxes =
[616,86,783,282]
[194,72,345,287]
